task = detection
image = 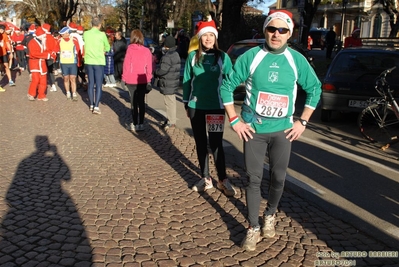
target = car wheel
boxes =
[321,109,332,122]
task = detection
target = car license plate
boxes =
[348,100,368,108]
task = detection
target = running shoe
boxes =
[27,94,35,101]
[37,97,49,101]
[0,86,5,92]
[8,81,15,87]
[217,179,236,196]
[192,177,213,192]
[72,93,78,101]
[261,214,276,238]
[66,92,71,100]
[50,84,57,92]
[241,226,261,251]
[92,107,101,114]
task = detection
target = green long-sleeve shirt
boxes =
[83,27,110,66]
[220,44,321,133]
[183,50,233,110]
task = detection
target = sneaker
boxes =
[93,107,101,114]
[217,179,236,197]
[261,214,276,238]
[0,86,5,92]
[192,177,213,192]
[89,105,94,111]
[72,93,78,101]
[27,94,35,101]
[128,123,136,132]
[164,123,176,130]
[241,226,261,251]
[66,92,71,100]
[8,81,15,87]
[37,97,49,101]
[136,124,144,131]
[50,84,57,92]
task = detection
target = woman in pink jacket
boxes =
[122,29,153,132]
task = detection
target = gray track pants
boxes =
[244,130,292,227]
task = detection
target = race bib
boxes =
[61,51,73,59]
[206,114,225,132]
[255,92,289,118]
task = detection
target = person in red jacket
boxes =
[344,28,363,48]
[42,23,59,92]
[27,27,51,101]
[11,29,26,71]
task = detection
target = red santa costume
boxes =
[27,27,51,101]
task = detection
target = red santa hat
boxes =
[196,20,218,39]
[68,22,77,31]
[42,23,51,34]
[35,27,46,38]
[77,25,84,34]
[28,24,36,33]
[263,9,294,37]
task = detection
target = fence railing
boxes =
[361,38,399,48]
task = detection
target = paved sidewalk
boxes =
[0,71,398,267]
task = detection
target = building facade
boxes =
[276,0,396,43]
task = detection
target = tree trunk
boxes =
[219,0,246,50]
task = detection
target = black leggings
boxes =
[188,108,226,180]
[244,130,291,227]
[126,83,146,125]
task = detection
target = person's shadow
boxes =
[0,136,93,265]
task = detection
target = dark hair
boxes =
[129,29,144,45]
[0,25,5,30]
[194,34,221,66]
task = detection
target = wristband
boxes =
[229,115,238,123]
[230,117,240,127]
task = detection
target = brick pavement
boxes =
[0,70,398,267]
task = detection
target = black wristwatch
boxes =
[298,118,308,126]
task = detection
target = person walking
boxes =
[122,29,153,132]
[11,28,26,72]
[155,35,181,130]
[0,24,15,88]
[182,20,236,197]
[27,27,52,101]
[104,36,116,88]
[325,26,336,59]
[113,31,127,83]
[83,17,110,114]
[220,10,322,251]
[58,27,81,101]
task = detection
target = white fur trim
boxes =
[197,26,218,39]
[263,12,294,37]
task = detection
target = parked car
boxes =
[309,28,328,50]
[226,38,315,101]
[320,46,399,122]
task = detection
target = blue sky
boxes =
[248,0,277,15]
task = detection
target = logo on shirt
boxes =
[268,71,279,83]
[270,62,279,68]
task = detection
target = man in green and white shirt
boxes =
[220,9,321,251]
